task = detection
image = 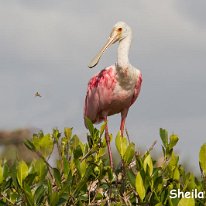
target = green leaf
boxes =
[74,165,93,196]
[123,143,135,164]
[25,173,36,186]
[0,165,3,184]
[199,143,206,176]
[100,122,106,137]
[52,128,61,141]
[23,183,34,205]
[73,145,83,159]
[84,117,94,135]
[33,159,47,180]
[64,127,72,140]
[115,132,128,157]
[3,163,9,179]
[135,172,145,201]
[63,157,69,178]
[74,158,81,176]
[177,198,195,206]
[17,161,29,187]
[173,167,180,180]
[155,203,163,206]
[160,128,168,148]
[50,192,59,206]
[168,151,179,170]
[53,168,61,187]
[127,170,136,187]
[169,134,179,149]
[39,134,54,157]
[24,139,36,151]
[34,185,45,205]
[47,180,52,203]
[98,147,106,157]
[80,160,87,177]
[70,135,80,150]
[107,166,114,181]
[161,145,166,157]
[143,154,153,176]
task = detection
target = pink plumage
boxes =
[84,66,142,125]
[84,21,142,168]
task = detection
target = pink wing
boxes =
[84,66,116,126]
[130,72,142,106]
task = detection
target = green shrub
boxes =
[0,120,206,205]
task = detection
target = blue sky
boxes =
[0,0,205,173]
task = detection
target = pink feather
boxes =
[84,66,142,127]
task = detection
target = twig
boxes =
[36,151,53,178]
[147,140,157,153]
[129,160,136,169]
[125,128,131,143]
[0,193,15,205]
[80,147,97,162]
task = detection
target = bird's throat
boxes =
[117,35,131,70]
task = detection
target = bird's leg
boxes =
[104,117,114,169]
[120,117,126,137]
[120,110,128,137]
[120,113,128,195]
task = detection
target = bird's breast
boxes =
[101,82,134,116]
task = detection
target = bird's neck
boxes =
[117,34,131,70]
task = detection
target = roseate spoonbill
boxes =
[84,22,142,168]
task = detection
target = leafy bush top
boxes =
[0,120,206,205]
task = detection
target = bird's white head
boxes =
[88,21,132,68]
[112,21,132,42]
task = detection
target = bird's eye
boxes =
[118,27,122,32]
